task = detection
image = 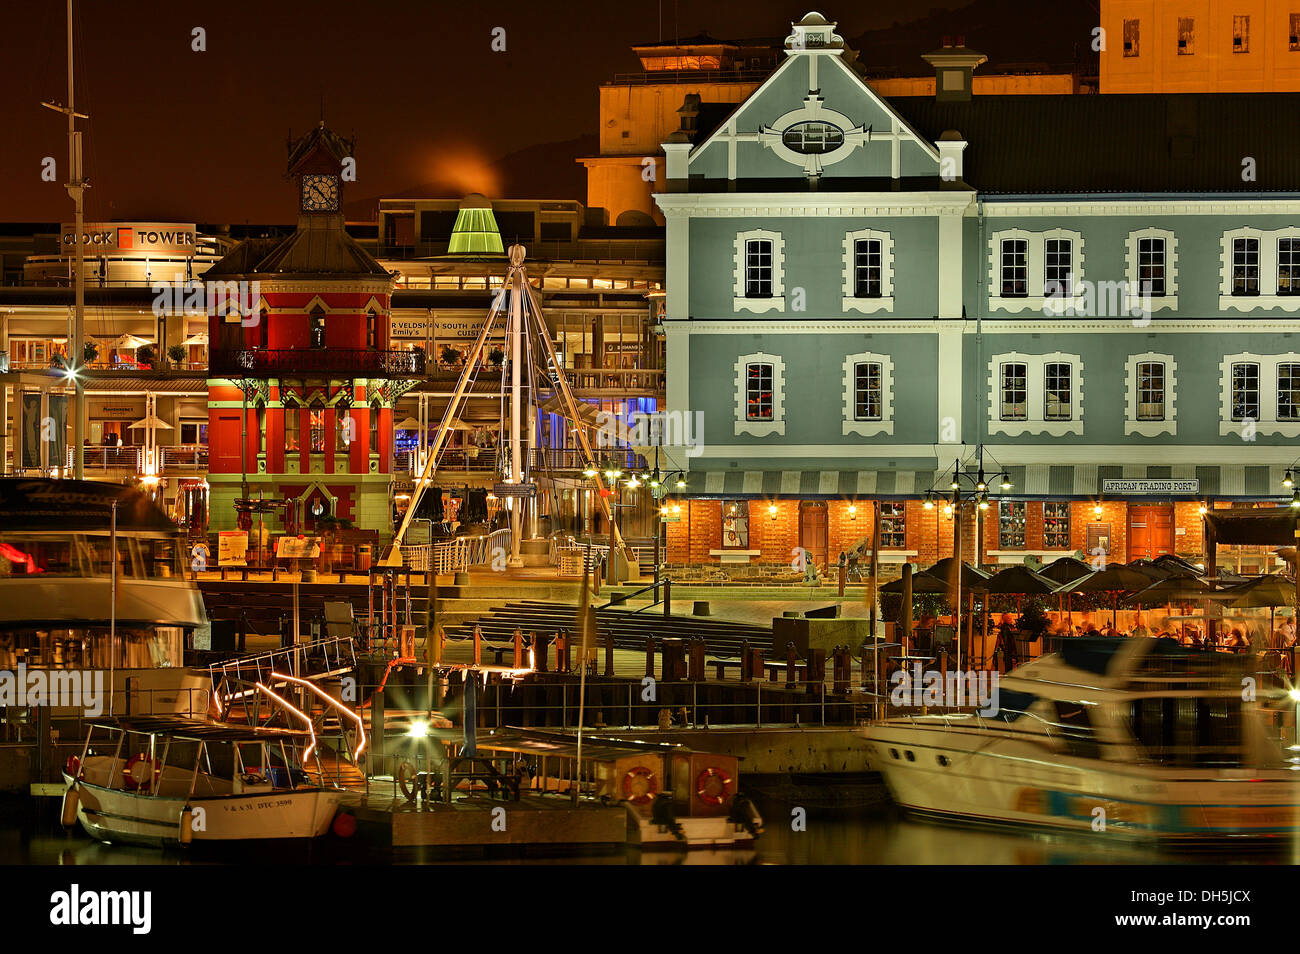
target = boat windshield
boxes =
[0,533,182,579]
[1128,696,1245,768]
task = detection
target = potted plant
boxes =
[440,345,462,367]
[136,345,155,368]
[83,340,99,365]
[487,346,505,368]
[50,353,68,370]
[167,344,187,368]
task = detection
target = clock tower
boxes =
[203,123,421,546]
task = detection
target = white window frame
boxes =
[734,351,785,437]
[988,228,1086,314]
[1219,227,1300,312]
[841,229,894,314]
[1219,352,1300,436]
[1124,228,1178,310]
[987,351,1084,437]
[841,351,894,437]
[733,229,786,313]
[1124,351,1178,437]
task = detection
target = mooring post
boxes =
[513,627,523,670]
[603,624,614,677]
[644,635,655,679]
[663,578,671,617]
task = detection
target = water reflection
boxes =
[4,796,1297,865]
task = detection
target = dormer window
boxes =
[781,121,844,155]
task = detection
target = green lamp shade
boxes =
[448,207,504,255]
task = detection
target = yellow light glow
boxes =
[407,720,429,739]
[848,505,857,519]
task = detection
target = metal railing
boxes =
[401,528,511,573]
[210,348,426,377]
[208,634,358,690]
[62,444,208,473]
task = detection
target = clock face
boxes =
[301,174,340,212]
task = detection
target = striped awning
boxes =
[691,464,1291,500]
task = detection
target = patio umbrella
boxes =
[881,571,950,595]
[979,564,1059,595]
[1058,564,1153,627]
[394,417,423,431]
[1039,556,1092,585]
[1126,558,1174,580]
[1229,575,1297,647]
[97,333,154,350]
[127,414,173,430]
[180,332,208,346]
[1124,575,1215,607]
[924,557,991,590]
[1152,553,1206,577]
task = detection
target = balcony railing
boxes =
[210,348,425,377]
[562,368,663,392]
[57,444,208,474]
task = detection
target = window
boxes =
[1231,362,1260,421]
[1291,14,1300,50]
[853,239,881,298]
[1279,239,1300,295]
[179,422,207,445]
[1279,364,1300,421]
[1137,362,1165,420]
[308,399,327,453]
[998,500,1026,549]
[1232,238,1259,295]
[842,351,894,436]
[1178,17,1194,54]
[1044,363,1072,420]
[369,402,380,454]
[309,307,326,348]
[842,229,894,312]
[745,362,773,421]
[1123,18,1140,56]
[1138,237,1165,297]
[879,501,906,549]
[284,401,300,452]
[1043,502,1071,549]
[781,121,844,154]
[853,362,881,420]
[366,311,378,349]
[1000,239,1028,297]
[336,408,353,453]
[1000,363,1028,420]
[1043,238,1073,297]
[744,239,773,298]
[721,500,749,549]
[733,230,785,312]
[1233,15,1249,53]
[734,351,785,436]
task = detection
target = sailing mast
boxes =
[42,0,88,479]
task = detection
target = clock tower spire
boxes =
[286,121,353,218]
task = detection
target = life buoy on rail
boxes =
[64,755,82,780]
[124,754,160,793]
[621,766,658,805]
[695,767,734,806]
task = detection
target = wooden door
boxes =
[798,501,828,572]
[1128,504,1174,561]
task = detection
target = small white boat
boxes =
[860,637,1300,841]
[62,717,343,846]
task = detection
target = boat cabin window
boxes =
[0,533,183,578]
[1052,701,1102,760]
[1129,696,1244,767]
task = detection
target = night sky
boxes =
[0,0,1087,224]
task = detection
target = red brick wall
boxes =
[1174,501,1205,558]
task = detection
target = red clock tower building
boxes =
[204,123,423,538]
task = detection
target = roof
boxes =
[203,221,391,280]
[90,716,311,742]
[684,92,1300,195]
[0,478,178,533]
[890,93,1300,194]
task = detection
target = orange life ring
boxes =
[621,766,658,805]
[64,755,82,780]
[695,766,734,806]
[124,754,160,793]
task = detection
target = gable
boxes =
[689,24,940,183]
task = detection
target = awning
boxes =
[1205,509,1300,546]
[686,464,1291,499]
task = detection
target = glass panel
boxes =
[853,239,881,298]
[1137,361,1165,420]
[854,362,881,420]
[745,363,773,421]
[1000,239,1028,297]
[745,240,773,298]
[879,501,906,548]
[1043,501,1071,548]
[1231,362,1259,420]
[998,500,1026,548]
[1001,363,1027,420]
[1045,362,1072,420]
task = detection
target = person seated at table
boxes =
[1224,627,1249,653]
[1130,614,1151,639]
[1082,622,1102,638]
[1102,622,1123,638]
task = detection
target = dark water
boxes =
[2,794,1294,866]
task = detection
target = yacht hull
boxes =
[65,775,342,847]
[862,721,1300,841]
